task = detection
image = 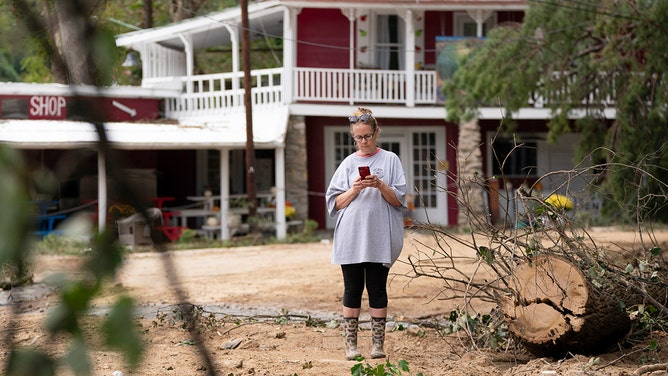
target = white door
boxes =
[405,130,448,225]
[324,126,448,229]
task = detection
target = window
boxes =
[376,15,405,70]
[453,12,496,37]
[490,138,538,178]
[412,132,438,208]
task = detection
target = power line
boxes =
[136,0,653,58]
[528,0,640,20]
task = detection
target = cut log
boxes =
[501,255,632,357]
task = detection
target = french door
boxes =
[325,126,447,228]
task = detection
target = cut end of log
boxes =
[503,255,631,357]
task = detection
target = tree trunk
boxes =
[501,255,632,357]
[456,118,486,229]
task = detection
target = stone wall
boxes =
[285,115,309,222]
[456,118,487,228]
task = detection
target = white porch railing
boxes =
[148,68,283,118]
[150,67,438,118]
[294,67,437,105]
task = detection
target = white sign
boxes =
[29,96,66,118]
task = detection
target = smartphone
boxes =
[358,166,370,179]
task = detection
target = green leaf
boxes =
[398,359,410,371]
[478,246,494,265]
[649,247,662,256]
[5,349,56,376]
[103,296,144,369]
[351,362,364,376]
[64,337,92,376]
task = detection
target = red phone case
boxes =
[358,166,370,179]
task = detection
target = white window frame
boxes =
[324,125,448,228]
[453,12,497,37]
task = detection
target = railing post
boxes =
[403,9,416,107]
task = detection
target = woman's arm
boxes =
[334,177,364,210]
[361,175,402,207]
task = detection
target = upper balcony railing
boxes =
[150,68,283,118]
[293,67,437,105]
[145,66,616,120]
[149,67,439,119]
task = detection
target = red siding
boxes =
[446,121,459,225]
[497,11,525,25]
[297,9,350,68]
[424,11,453,67]
[305,116,328,228]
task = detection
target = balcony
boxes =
[293,68,437,105]
[150,67,439,119]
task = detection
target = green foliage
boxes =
[0,48,21,81]
[443,0,668,222]
[176,228,199,243]
[31,234,91,255]
[351,357,420,376]
[1,0,280,84]
[1,146,145,375]
[441,309,508,350]
[6,349,56,376]
[103,296,144,368]
[0,147,34,281]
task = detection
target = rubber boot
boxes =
[370,317,387,359]
[344,317,362,360]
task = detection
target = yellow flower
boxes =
[285,205,296,219]
[545,194,573,211]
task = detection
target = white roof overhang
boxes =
[277,0,526,11]
[0,106,289,150]
[115,1,285,51]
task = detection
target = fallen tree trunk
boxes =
[501,255,633,357]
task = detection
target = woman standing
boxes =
[325,107,407,360]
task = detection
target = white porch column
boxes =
[97,150,107,232]
[341,8,357,105]
[283,7,299,105]
[275,145,287,239]
[467,9,492,37]
[224,24,241,107]
[178,33,194,94]
[219,148,231,240]
[401,9,416,107]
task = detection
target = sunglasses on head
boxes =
[348,113,373,124]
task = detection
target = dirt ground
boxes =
[4,228,668,376]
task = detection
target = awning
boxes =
[0,106,289,150]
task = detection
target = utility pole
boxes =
[240,0,257,218]
[143,0,153,28]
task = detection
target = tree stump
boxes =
[501,255,632,357]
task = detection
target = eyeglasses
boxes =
[348,113,374,124]
[353,132,375,141]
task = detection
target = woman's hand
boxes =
[362,174,402,207]
[353,176,366,190]
[360,174,382,189]
[335,177,365,210]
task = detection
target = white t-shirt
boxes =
[325,148,407,267]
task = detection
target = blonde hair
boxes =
[349,107,380,136]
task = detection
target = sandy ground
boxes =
[3,228,668,376]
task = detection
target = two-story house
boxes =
[0,0,605,240]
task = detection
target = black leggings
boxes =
[341,263,389,309]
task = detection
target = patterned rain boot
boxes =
[344,317,362,360]
[370,317,387,359]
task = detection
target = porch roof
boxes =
[115,0,284,51]
[279,0,526,9]
[115,0,526,51]
[0,107,289,150]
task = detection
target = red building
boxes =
[0,0,608,239]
